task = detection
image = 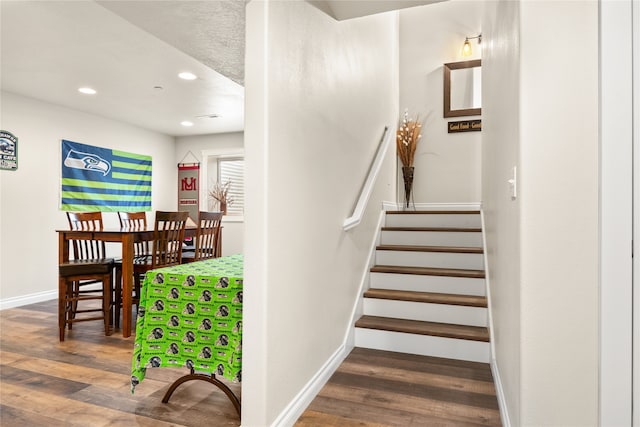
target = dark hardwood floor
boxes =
[1,300,501,426]
[0,299,241,426]
[296,347,501,426]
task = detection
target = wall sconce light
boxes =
[462,34,482,56]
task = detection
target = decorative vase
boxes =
[220,200,227,215]
[402,166,414,209]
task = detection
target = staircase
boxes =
[354,210,490,363]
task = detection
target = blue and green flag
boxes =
[61,139,152,212]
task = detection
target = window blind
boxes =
[218,158,244,216]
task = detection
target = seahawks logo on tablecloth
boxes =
[199,318,212,330]
[167,315,180,327]
[183,275,195,287]
[149,356,162,368]
[149,300,164,312]
[198,346,212,359]
[153,273,164,284]
[182,302,196,315]
[216,334,229,347]
[233,291,243,303]
[148,327,164,340]
[182,331,196,343]
[168,287,179,299]
[199,289,212,302]
[167,343,180,355]
[216,277,229,289]
[216,305,229,317]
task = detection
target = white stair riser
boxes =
[370,272,485,296]
[380,230,483,247]
[363,299,487,327]
[385,214,481,228]
[376,250,484,270]
[355,328,490,363]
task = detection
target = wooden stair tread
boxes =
[386,210,481,215]
[356,315,489,342]
[364,289,487,307]
[382,226,482,233]
[376,244,483,254]
[371,265,485,278]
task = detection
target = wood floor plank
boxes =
[296,407,391,427]
[316,382,501,426]
[0,404,71,427]
[0,350,165,397]
[0,382,182,427]
[296,347,501,427]
[346,348,495,382]
[337,360,497,395]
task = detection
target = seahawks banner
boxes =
[61,139,152,212]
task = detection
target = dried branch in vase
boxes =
[396,109,423,168]
[208,180,234,206]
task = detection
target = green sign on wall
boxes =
[0,130,18,171]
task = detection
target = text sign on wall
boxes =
[0,130,18,171]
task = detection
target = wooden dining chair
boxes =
[118,211,150,260]
[181,211,223,263]
[59,212,114,341]
[113,211,149,328]
[114,210,189,327]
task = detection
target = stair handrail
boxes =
[343,126,392,231]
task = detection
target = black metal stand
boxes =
[162,368,241,418]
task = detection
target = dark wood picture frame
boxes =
[443,59,482,118]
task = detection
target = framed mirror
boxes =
[443,59,481,118]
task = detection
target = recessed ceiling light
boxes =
[181,121,194,127]
[78,87,97,95]
[178,72,197,80]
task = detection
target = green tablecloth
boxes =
[131,254,243,392]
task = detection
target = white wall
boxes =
[244,1,397,424]
[519,1,599,425]
[483,1,600,425]
[175,132,245,256]
[399,0,482,204]
[481,0,520,424]
[0,91,176,305]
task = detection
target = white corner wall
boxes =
[519,1,599,425]
[399,0,483,204]
[484,1,600,425]
[481,0,521,425]
[0,91,176,306]
[175,132,245,256]
[243,1,397,425]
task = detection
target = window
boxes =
[218,157,244,216]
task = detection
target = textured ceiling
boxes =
[97,1,245,86]
[1,0,441,137]
[0,1,245,137]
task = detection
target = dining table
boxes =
[57,224,196,337]
[130,254,243,416]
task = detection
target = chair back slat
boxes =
[194,211,223,261]
[152,211,189,268]
[118,212,149,257]
[66,212,107,260]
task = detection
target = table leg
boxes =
[122,234,134,338]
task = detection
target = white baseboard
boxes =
[383,201,482,211]
[0,290,57,311]
[490,358,511,427]
[270,344,351,427]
